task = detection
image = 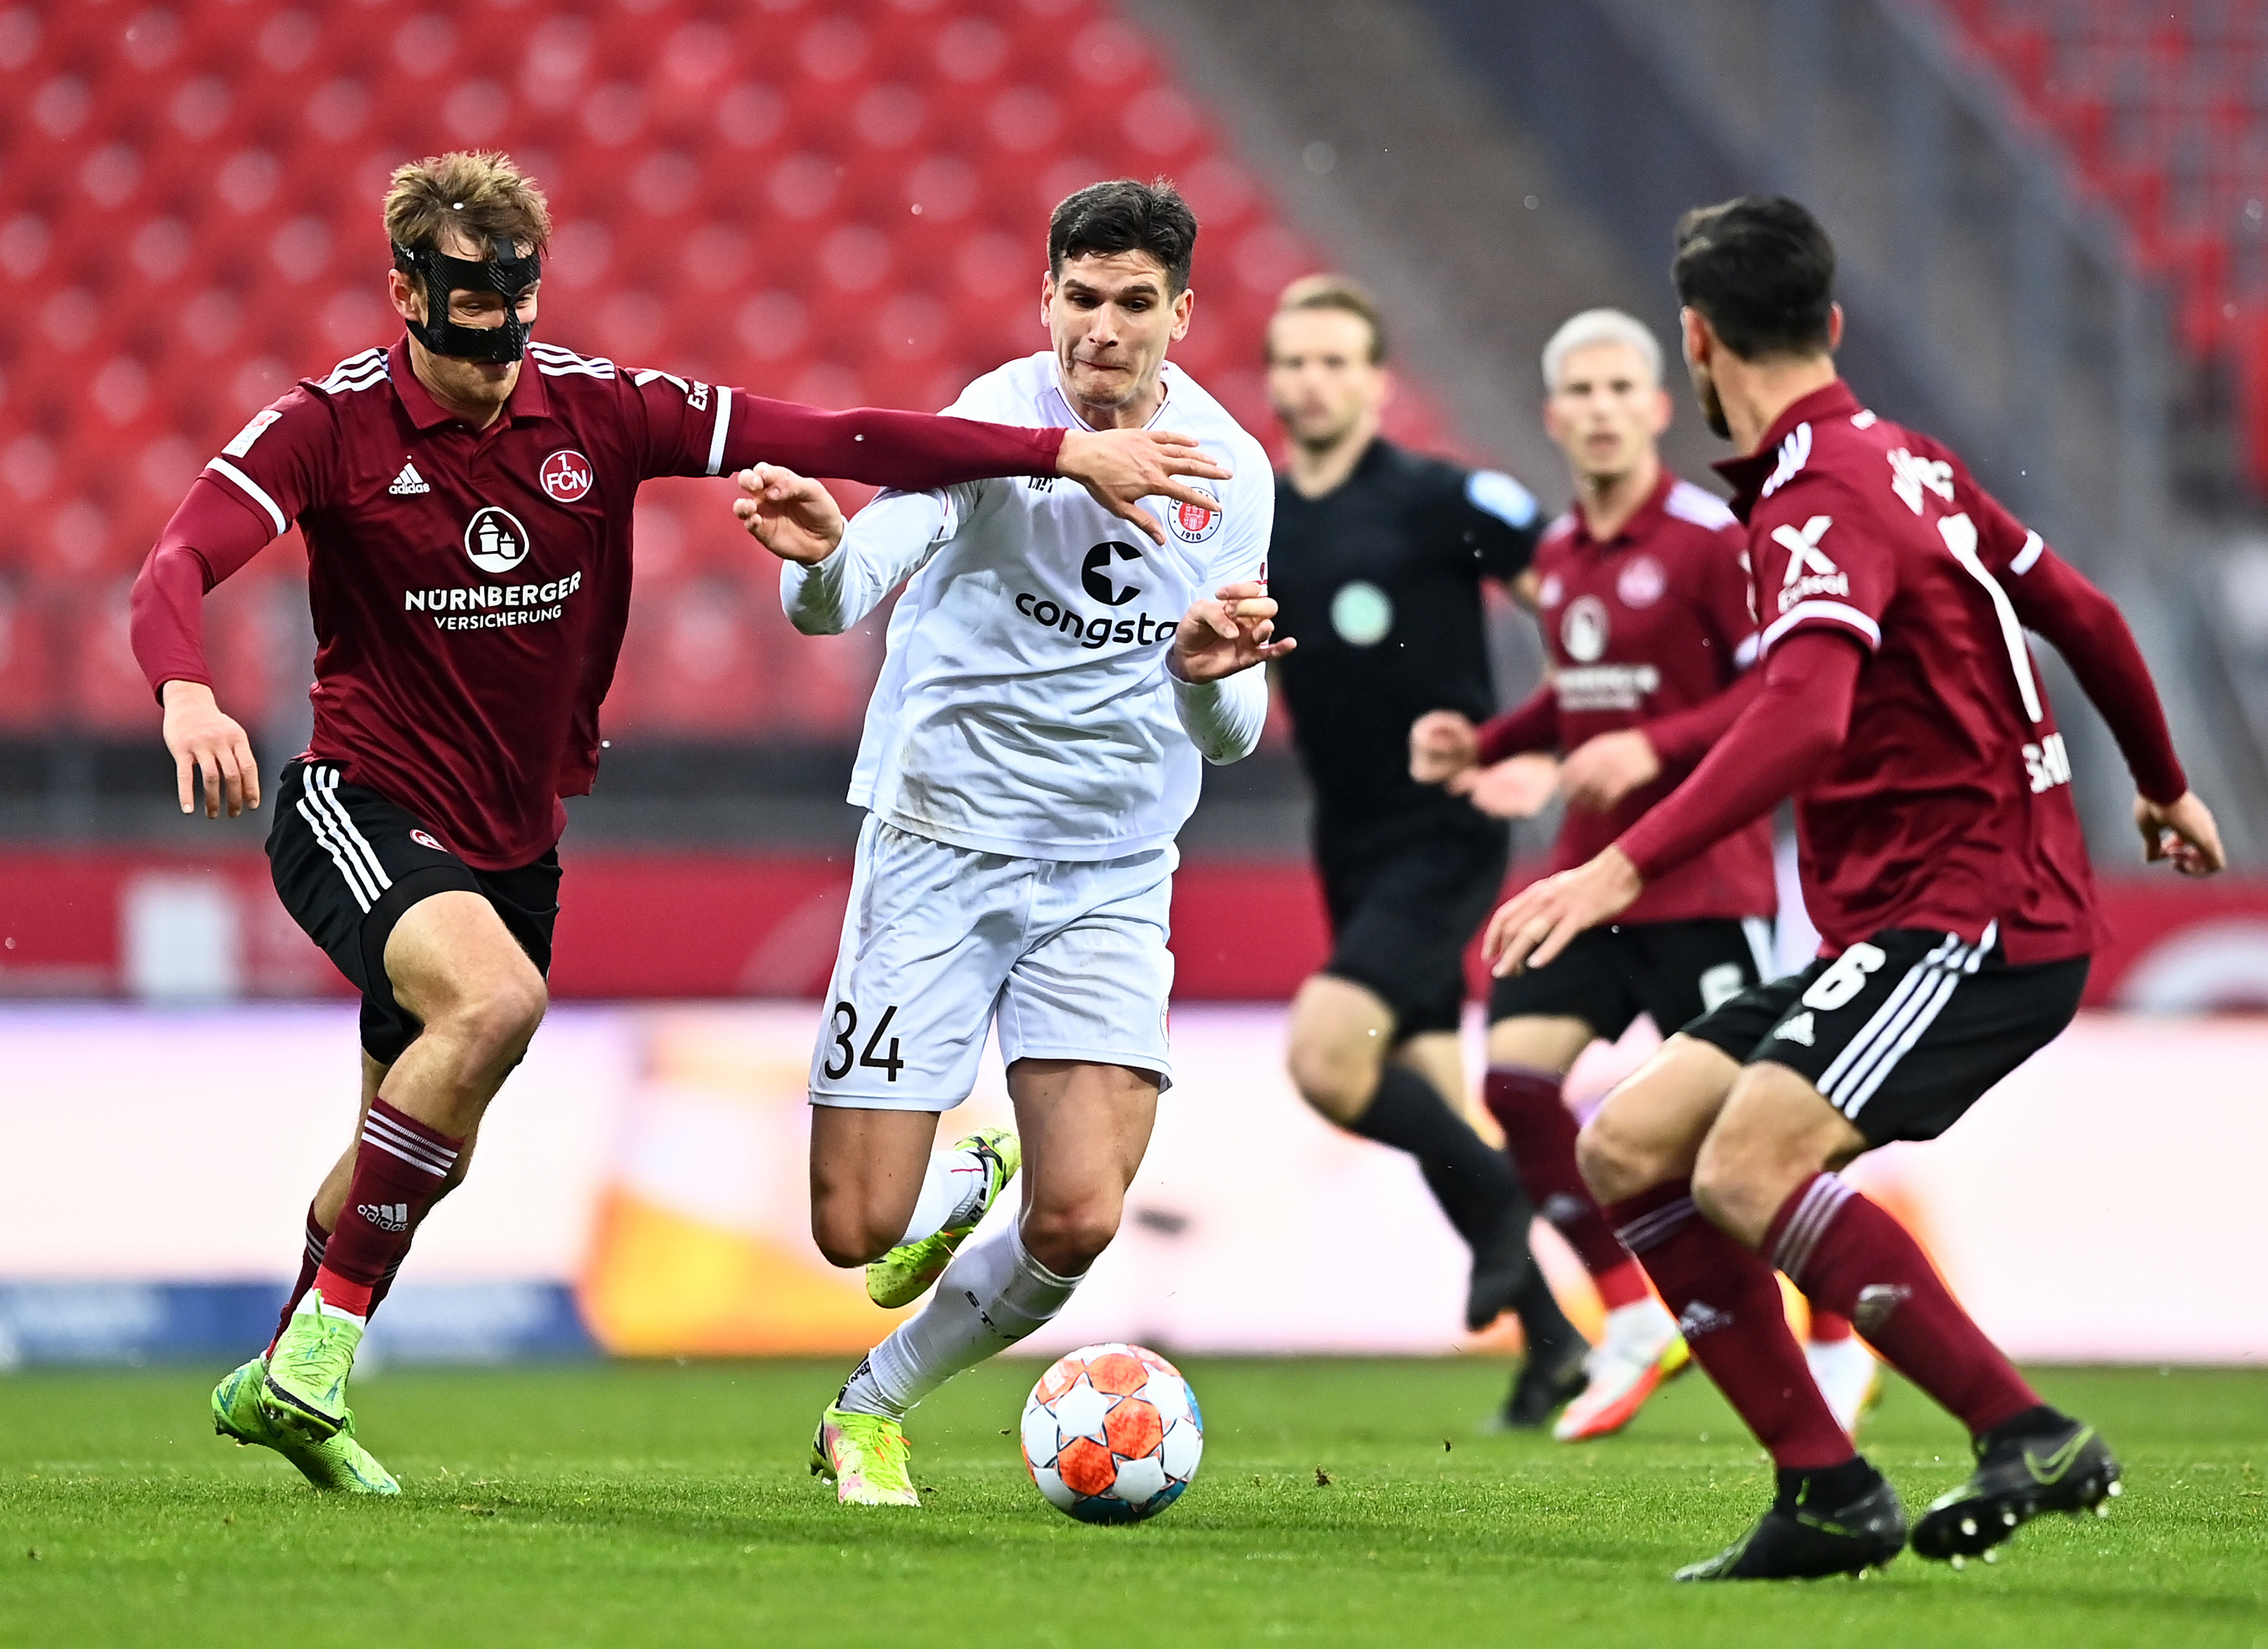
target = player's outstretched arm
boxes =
[2001,544,2222,876]
[1057,428,1232,548]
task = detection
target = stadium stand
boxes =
[0,0,1457,744]
[1934,1,2268,488]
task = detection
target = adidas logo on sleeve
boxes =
[389,461,430,496]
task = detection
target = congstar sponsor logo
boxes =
[1013,540,1176,650]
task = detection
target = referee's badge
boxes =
[1168,490,1221,543]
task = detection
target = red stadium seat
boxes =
[10,0,1342,737]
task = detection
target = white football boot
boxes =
[1552,1298,1689,1442]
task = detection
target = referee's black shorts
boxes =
[1487,916,1778,1043]
[266,759,561,1065]
[1314,809,1508,1040]
[1681,924,2087,1148]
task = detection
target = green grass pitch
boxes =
[1,1358,2262,1647]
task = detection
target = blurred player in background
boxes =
[1262,275,1582,1428]
[1487,197,2224,1579]
[1413,309,1878,1441]
[129,152,1228,1496]
[741,181,1285,1508]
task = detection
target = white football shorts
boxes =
[808,816,1176,1110]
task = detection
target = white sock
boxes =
[838,1221,1081,1419]
[896,1141,995,1247]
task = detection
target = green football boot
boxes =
[810,1404,921,1507]
[212,1355,398,1494]
[865,1127,1020,1309]
[258,1291,364,1443]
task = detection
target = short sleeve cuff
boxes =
[1760,600,1880,654]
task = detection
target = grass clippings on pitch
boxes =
[0,1358,2262,1648]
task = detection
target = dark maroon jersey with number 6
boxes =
[132,338,1067,867]
[1717,380,2099,963]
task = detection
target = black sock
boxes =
[1347,1065,1519,1249]
[1979,1404,2068,1452]
[1776,1455,1875,1509]
[1511,1264,1579,1357]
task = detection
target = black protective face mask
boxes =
[392,232,541,363]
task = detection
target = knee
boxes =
[1020,1195,1121,1275]
[1576,1111,1654,1206]
[443,971,548,1069]
[1285,1033,1379,1126]
[809,1199,898,1270]
[1689,1129,1772,1238]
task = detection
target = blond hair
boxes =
[1541,309,1662,392]
[383,150,552,257]
[1270,273,1388,364]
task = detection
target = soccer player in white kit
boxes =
[732,181,1286,1506]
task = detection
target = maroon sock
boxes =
[309,1099,462,1319]
[269,1206,331,1355]
[1608,1181,1853,1470]
[1769,1172,2037,1437]
[1484,1065,1637,1287]
[368,1257,407,1316]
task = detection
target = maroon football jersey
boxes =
[143,339,1064,867]
[1719,380,2097,963]
[1524,471,1776,924]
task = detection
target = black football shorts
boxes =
[1315,811,1508,1039]
[1488,916,1778,1043]
[266,759,561,1064]
[1681,924,2089,1148]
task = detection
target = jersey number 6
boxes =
[825,1000,906,1082]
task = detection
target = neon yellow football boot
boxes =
[865,1127,1020,1309]
[212,1355,399,1494]
[257,1290,363,1443]
[810,1405,921,1507]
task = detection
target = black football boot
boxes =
[1676,1459,1908,1581]
[1910,1407,2121,1565]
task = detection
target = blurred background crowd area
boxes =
[7,0,2268,871]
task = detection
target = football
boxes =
[1020,1343,1204,1523]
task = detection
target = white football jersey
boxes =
[782,351,1275,861]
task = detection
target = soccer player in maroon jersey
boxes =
[1484,197,2223,1579]
[127,151,1234,1494]
[1415,307,1793,1441]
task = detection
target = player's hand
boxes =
[1171,580,1294,681]
[1058,427,1233,548]
[2136,790,2225,877]
[732,465,846,565]
[161,680,259,819]
[1559,728,1661,812]
[1482,845,1644,975]
[1459,753,1560,819]
[1409,710,1479,783]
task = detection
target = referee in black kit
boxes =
[1267,275,1587,1424]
